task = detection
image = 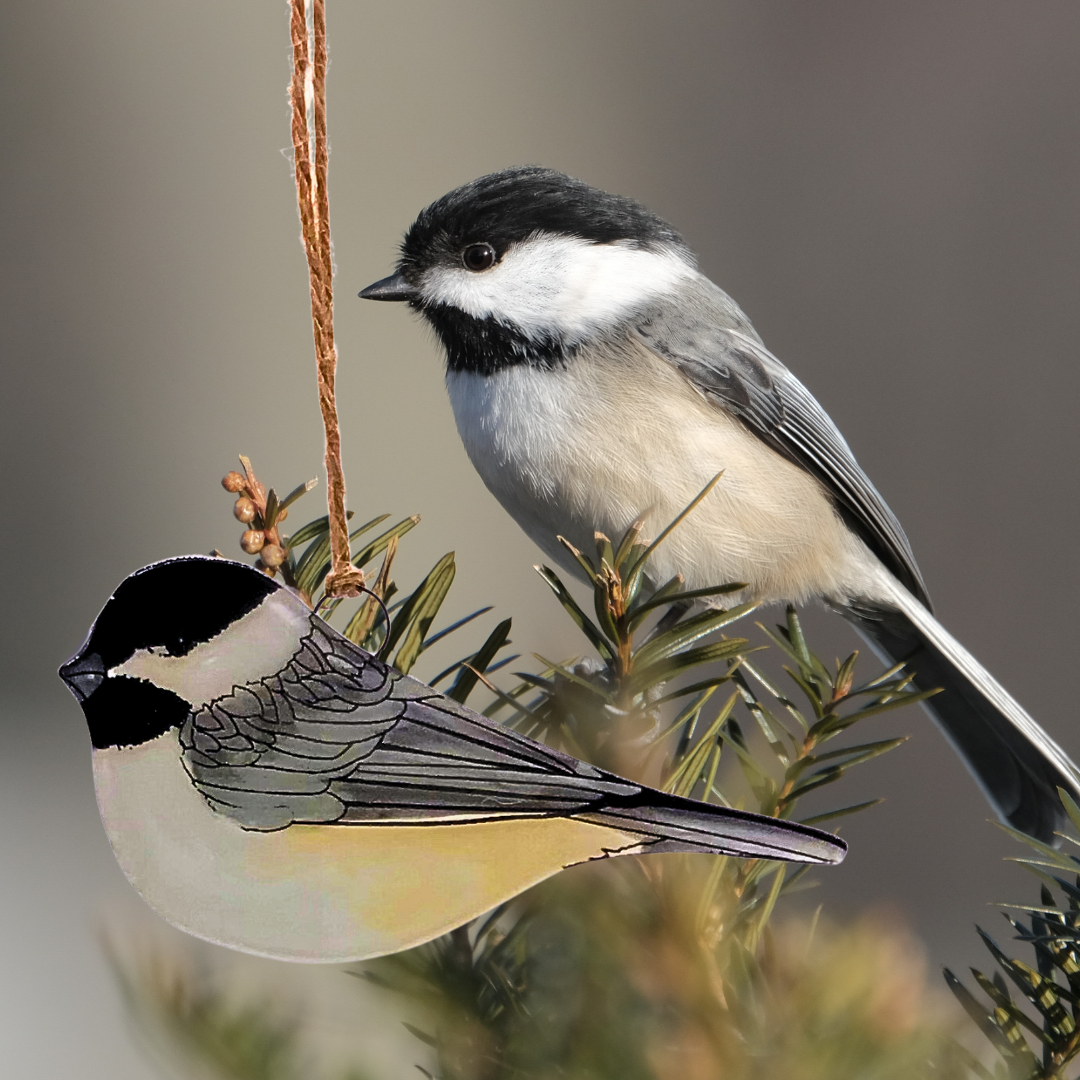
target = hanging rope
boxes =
[289,0,364,598]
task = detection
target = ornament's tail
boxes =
[576,787,847,864]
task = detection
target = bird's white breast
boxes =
[446,338,886,606]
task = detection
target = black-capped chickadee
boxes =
[59,556,844,962]
[360,166,1079,844]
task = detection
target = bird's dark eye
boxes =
[462,243,496,272]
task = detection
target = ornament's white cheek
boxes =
[110,590,311,707]
[91,734,638,963]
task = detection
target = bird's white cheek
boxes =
[420,236,693,343]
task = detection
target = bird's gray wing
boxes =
[179,616,639,832]
[635,285,930,606]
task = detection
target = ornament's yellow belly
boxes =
[92,733,640,962]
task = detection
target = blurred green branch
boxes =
[105,937,378,1080]
[946,790,1080,1080]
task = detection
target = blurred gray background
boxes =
[2,1,1078,1075]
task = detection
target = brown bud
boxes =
[222,471,246,493]
[254,558,275,576]
[234,497,256,524]
[240,529,265,554]
[276,506,288,522]
[260,543,285,568]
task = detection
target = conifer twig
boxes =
[288,0,362,598]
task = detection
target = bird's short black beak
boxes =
[59,651,106,703]
[358,271,418,302]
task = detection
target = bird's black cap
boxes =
[60,556,278,749]
[397,166,687,279]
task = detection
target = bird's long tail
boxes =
[575,788,847,865]
[842,579,1080,844]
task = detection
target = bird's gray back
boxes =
[632,275,930,607]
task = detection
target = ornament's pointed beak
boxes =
[358,271,418,302]
[59,651,105,703]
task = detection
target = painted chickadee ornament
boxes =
[60,556,844,962]
[360,165,1080,844]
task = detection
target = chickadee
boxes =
[59,556,843,962]
[360,166,1079,844]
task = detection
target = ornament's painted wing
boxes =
[636,288,930,607]
[180,616,638,832]
[179,610,845,864]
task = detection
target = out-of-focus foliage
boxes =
[365,869,966,1080]
[105,939,380,1080]
[946,790,1080,1080]
[107,908,961,1080]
